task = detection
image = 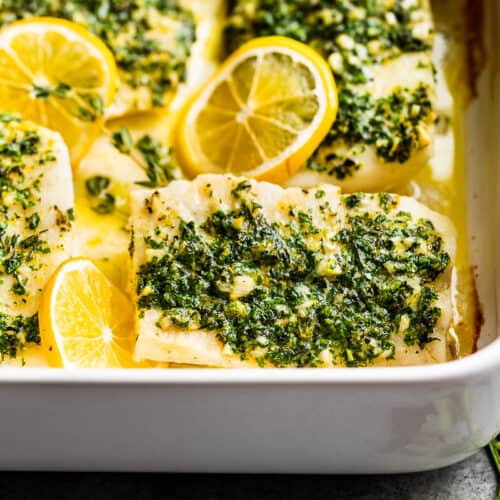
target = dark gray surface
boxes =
[0,449,496,500]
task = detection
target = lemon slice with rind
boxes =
[39,258,142,368]
[176,36,338,183]
[0,17,117,164]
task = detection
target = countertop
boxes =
[0,449,497,500]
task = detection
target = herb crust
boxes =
[132,176,453,367]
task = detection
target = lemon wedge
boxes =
[0,17,117,164]
[176,36,338,183]
[39,258,141,368]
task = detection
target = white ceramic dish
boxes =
[0,0,499,473]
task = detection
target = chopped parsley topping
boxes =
[309,84,434,175]
[32,80,104,122]
[0,313,39,360]
[0,0,196,107]
[87,129,178,217]
[86,175,110,197]
[0,120,52,297]
[136,188,450,367]
[0,114,72,358]
[225,0,432,85]
[378,192,398,213]
[111,126,178,188]
[343,193,363,209]
[225,0,435,179]
[111,126,134,155]
[0,229,51,296]
[85,175,116,215]
[134,135,178,188]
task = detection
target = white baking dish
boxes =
[0,0,498,473]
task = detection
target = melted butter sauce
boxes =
[17,0,478,366]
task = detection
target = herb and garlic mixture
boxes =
[131,175,455,367]
[83,129,178,216]
[0,0,197,116]
[225,0,436,191]
[0,115,75,359]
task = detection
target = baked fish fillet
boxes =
[0,115,75,359]
[130,174,455,367]
[225,0,436,192]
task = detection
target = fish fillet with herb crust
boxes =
[225,0,436,192]
[0,115,75,360]
[130,175,455,368]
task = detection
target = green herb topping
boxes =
[85,175,116,215]
[0,114,72,358]
[226,0,431,85]
[308,84,433,176]
[136,187,450,367]
[112,126,178,188]
[0,119,51,297]
[0,313,39,360]
[87,128,178,217]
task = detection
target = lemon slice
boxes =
[39,258,141,368]
[176,36,338,183]
[0,18,117,164]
